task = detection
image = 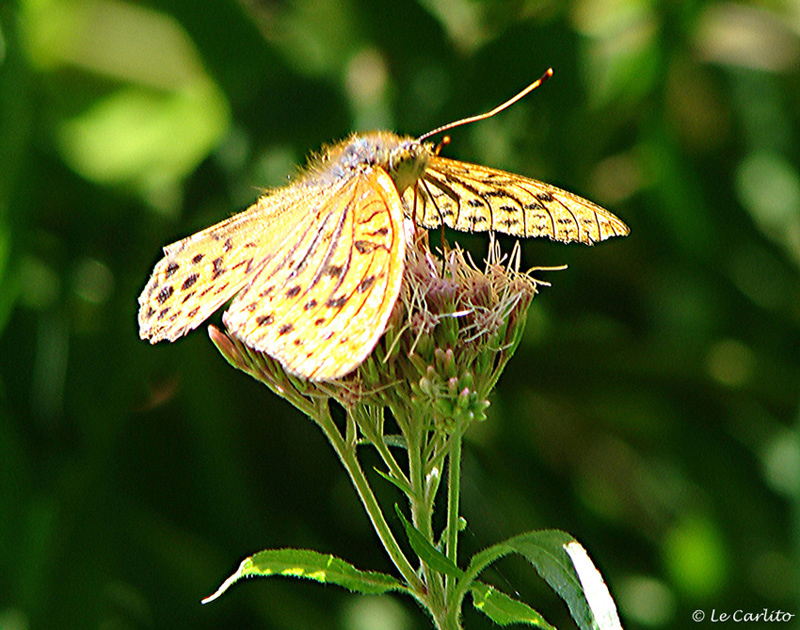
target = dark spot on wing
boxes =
[182,274,198,290]
[212,257,225,279]
[357,275,376,293]
[326,296,348,308]
[278,323,293,335]
[256,314,274,326]
[223,238,233,252]
[165,262,179,278]
[354,240,378,254]
[304,299,318,310]
[325,264,343,278]
[156,286,174,304]
[501,217,519,229]
[286,286,301,298]
[192,253,204,264]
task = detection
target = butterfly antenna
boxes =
[418,68,554,142]
[433,135,451,156]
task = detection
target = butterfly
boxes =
[138,69,629,381]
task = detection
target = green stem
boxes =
[406,416,446,609]
[434,610,464,630]
[439,429,467,630]
[314,402,425,594]
[425,435,448,510]
[445,428,462,593]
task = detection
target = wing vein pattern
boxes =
[403,156,629,244]
[223,168,405,380]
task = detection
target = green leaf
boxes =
[394,504,463,578]
[468,530,622,630]
[471,582,556,628]
[356,434,407,449]
[202,549,406,604]
[375,467,414,495]
[382,434,408,449]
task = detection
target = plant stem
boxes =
[406,416,446,610]
[313,403,425,594]
[445,428,462,593]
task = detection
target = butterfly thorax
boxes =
[309,131,431,195]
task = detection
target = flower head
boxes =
[211,227,543,437]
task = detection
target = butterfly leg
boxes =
[420,179,450,277]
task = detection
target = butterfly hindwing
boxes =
[137,189,317,344]
[407,156,629,244]
[223,167,405,381]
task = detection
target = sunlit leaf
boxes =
[202,549,406,603]
[471,582,556,628]
[468,530,622,630]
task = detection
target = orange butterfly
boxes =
[138,70,629,381]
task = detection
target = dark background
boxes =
[1,1,798,628]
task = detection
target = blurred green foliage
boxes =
[1,0,798,628]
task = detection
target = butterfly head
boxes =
[384,136,432,196]
[317,132,431,195]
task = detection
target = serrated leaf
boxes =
[471,582,556,629]
[394,504,463,578]
[468,530,623,630]
[202,549,406,604]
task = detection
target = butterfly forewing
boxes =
[222,168,405,381]
[407,156,629,244]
